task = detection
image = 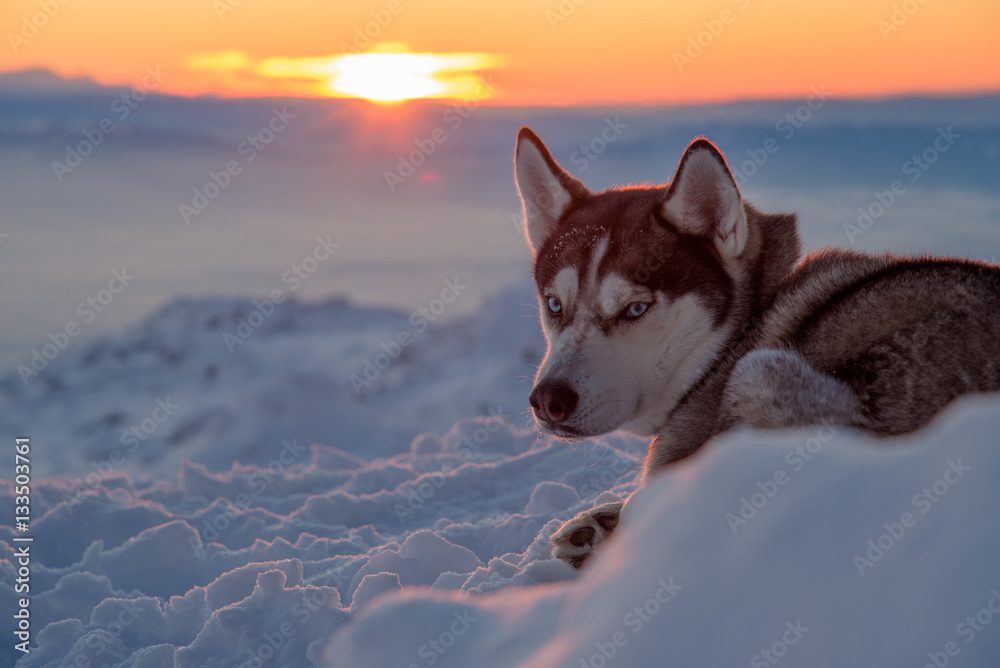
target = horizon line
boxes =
[1,68,999,109]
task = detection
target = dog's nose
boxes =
[529,380,579,424]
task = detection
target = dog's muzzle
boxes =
[529,379,579,425]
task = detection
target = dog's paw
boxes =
[550,501,624,569]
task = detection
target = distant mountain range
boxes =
[0,68,107,94]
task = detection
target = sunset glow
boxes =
[185,47,501,102]
[0,0,997,105]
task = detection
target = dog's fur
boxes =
[514,127,1000,568]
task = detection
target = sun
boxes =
[332,53,447,102]
[329,49,500,102]
[250,45,499,102]
[186,45,501,102]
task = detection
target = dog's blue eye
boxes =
[547,296,562,315]
[625,302,649,319]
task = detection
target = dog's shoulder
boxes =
[756,249,999,346]
[784,247,892,293]
[784,248,999,294]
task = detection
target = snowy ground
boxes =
[330,397,1000,668]
[2,278,999,667]
[0,280,650,667]
[1,89,998,666]
[0,279,549,476]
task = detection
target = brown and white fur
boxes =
[514,127,1000,569]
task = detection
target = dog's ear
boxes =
[515,127,589,255]
[661,138,747,259]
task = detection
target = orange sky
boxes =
[1,0,998,104]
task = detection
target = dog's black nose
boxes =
[529,380,579,424]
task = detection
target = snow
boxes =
[1,92,998,666]
[0,281,548,477]
[2,275,998,667]
[328,398,1000,668]
[0,280,653,666]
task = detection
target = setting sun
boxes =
[330,51,500,102]
[185,45,502,102]
[332,53,445,101]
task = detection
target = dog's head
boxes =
[515,127,797,439]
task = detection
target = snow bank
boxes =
[327,396,1000,668]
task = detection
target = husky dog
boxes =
[514,127,1000,568]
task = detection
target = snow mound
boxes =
[326,396,1000,668]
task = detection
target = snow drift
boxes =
[328,397,1000,668]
